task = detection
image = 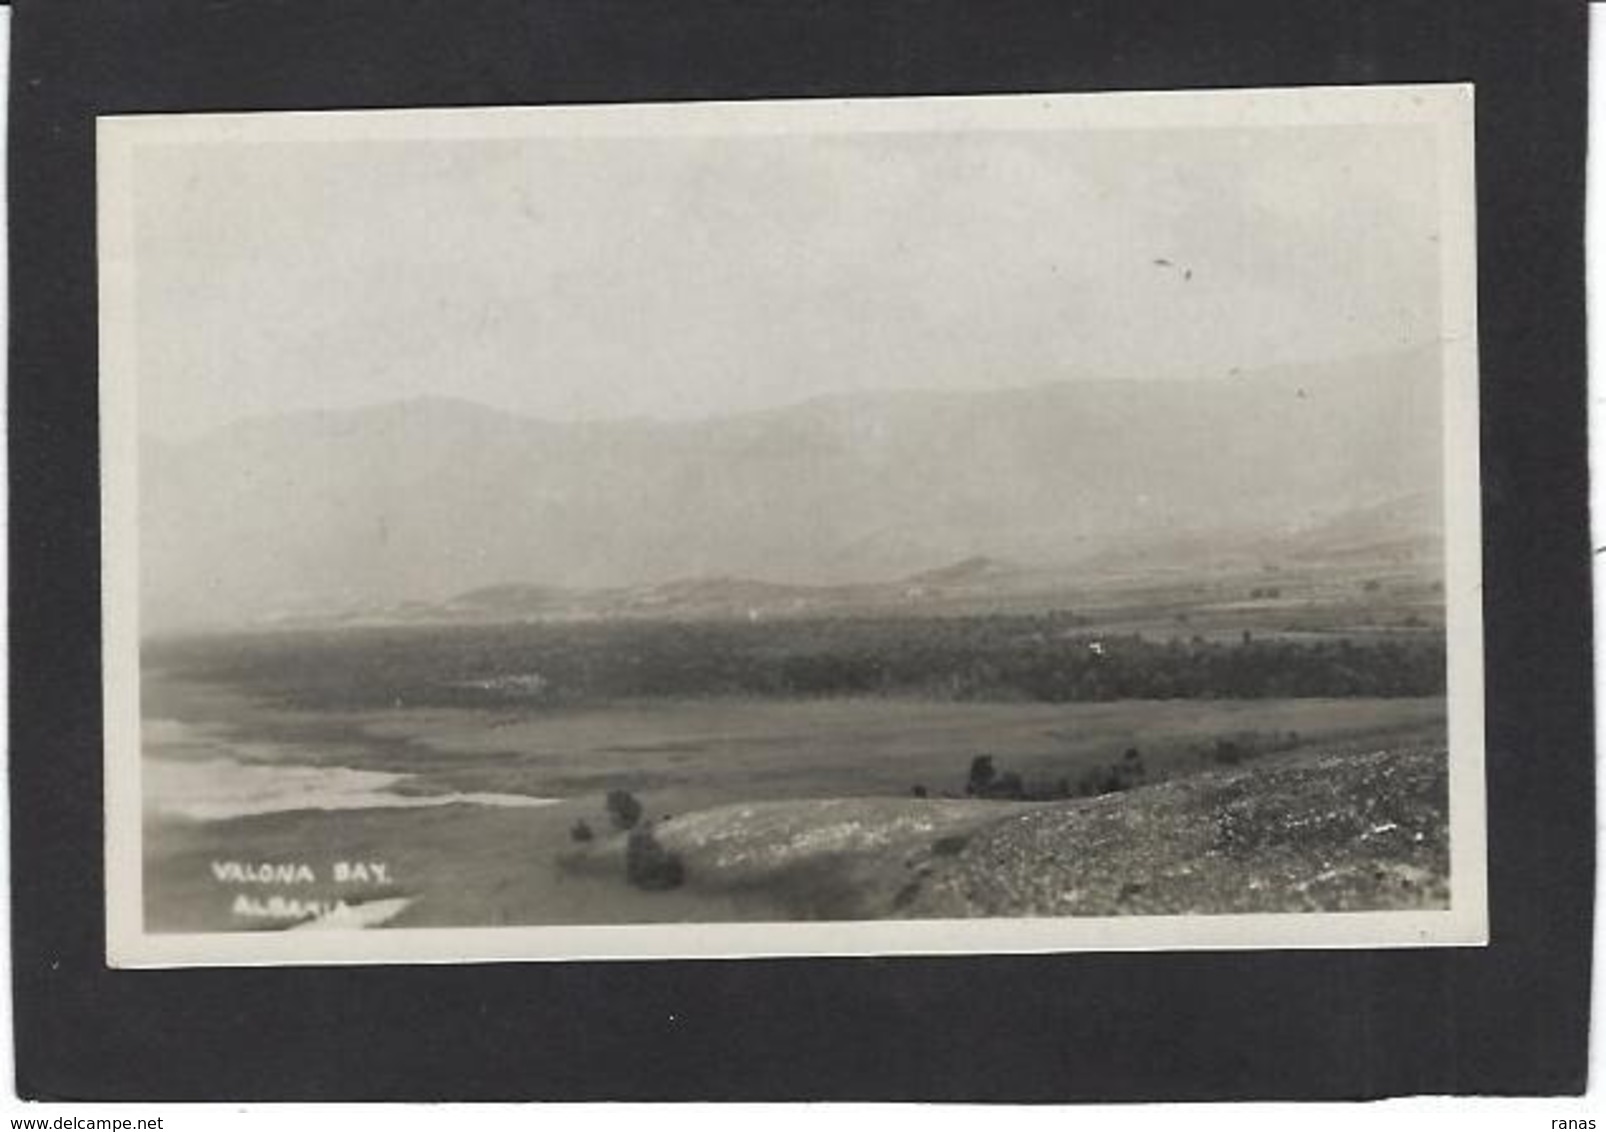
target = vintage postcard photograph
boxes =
[99,85,1486,965]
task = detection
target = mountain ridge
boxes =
[140,349,1443,631]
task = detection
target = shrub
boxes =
[625,826,685,890]
[1076,766,1125,797]
[606,789,644,831]
[965,755,997,796]
[1073,749,1146,797]
[993,771,1025,800]
[569,819,594,843]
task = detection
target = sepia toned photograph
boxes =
[99,85,1486,965]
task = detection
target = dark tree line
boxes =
[151,614,1444,711]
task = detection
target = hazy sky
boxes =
[132,119,1442,437]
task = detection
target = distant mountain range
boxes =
[140,348,1444,631]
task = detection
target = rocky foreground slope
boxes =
[568,745,1450,919]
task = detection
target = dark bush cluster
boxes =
[943,732,1307,806]
[964,755,1027,800]
[1195,729,1303,768]
[571,789,687,891]
[1073,747,1148,797]
[958,750,1147,802]
[625,825,685,891]
[606,789,644,831]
